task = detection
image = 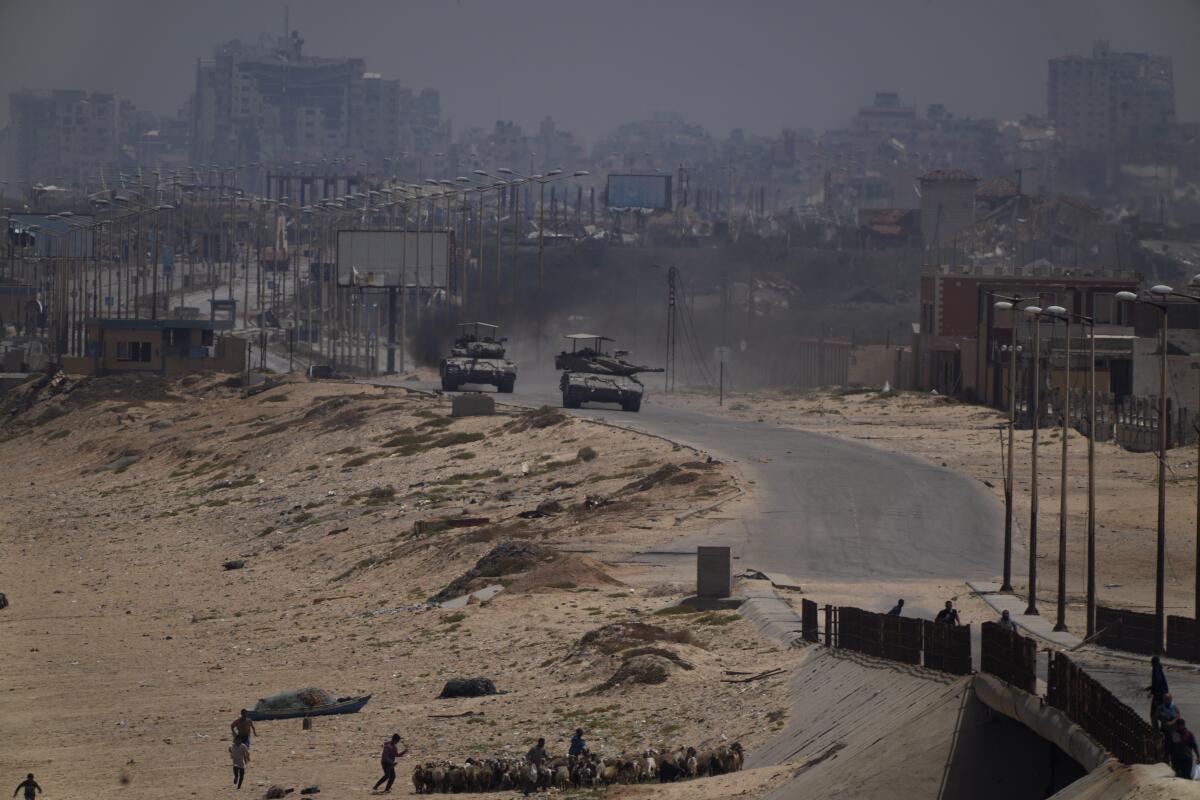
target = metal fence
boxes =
[980,622,1038,694]
[1167,615,1199,663]
[801,599,819,643]
[1047,651,1161,765]
[921,620,973,675]
[836,606,923,664]
[1095,606,1158,656]
[803,599,1162,765]
[1025,388,1196,452]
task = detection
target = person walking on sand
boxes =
[372,734,405,793]
[1147,655,1169,720]
[231,709,257,748]
[887,599,904,616]
[524,737,549,796]
[935,601,960,626]
[12,774,41,800]
[229,736,250,789]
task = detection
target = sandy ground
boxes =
[665,387,1199,633]
[0,373,796,799]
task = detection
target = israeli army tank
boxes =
[555,334,662,412]
[439,322,517,392]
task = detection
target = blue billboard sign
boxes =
[605,174,673,210]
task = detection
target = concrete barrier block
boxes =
[452,393,496,417]
[697,545,731,598]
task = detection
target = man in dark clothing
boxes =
[1147,655,1169,722]
[524,737,548,796]
[887,599,904,616]
[12,775,41,800]
[1171,718,1200,778]
[372,733,405,793]
[998,609,1018,632]
[935,601,960,626]
[568,728,586,760]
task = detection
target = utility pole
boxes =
[665,266,677,393]
[511,183,520,308]
[151,209,160,321]
[1156,307,1168,653]
[537,180,546,360]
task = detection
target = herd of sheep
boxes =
[411,742,746,793]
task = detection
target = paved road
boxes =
[254,346,1005,583]
[466,377,1004,582]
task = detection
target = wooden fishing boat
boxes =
[246,694,371,721]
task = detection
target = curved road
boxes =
[500,380,1003,582]
[261,342,1004,583]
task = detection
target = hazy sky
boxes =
[1,0,1197,141]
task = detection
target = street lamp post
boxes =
[1043,307,1100,638]
[1046,308,1098,638]
[1045,305,1072,632]
[1117,285,1173,653]
[994,295,1036,593]
[1024,304,1045,615]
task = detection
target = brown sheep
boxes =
[730,742,745,771]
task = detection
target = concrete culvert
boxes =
[753,650,1090,800]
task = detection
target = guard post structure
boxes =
[697,546,732,599]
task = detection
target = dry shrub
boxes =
[576,621,697,654]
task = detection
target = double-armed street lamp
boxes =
[1041,304,1086,633]
[1040,305,1098,636]
[1022,303,1048,615]
[993,295,1037,594]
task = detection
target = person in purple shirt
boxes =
[372,734,406,793]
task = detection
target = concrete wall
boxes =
[1132,338,1200,412]
[848,345,909,387]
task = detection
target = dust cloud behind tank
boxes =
[439,322,517,393]
[555,334,663,412]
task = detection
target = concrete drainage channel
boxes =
[733,579,1179,799]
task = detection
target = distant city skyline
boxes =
[1,0,1197,142]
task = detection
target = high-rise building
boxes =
[1048,40,1175,151]
[191,31,441,169]
[7,90,122,187]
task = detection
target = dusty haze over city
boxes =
[0,0,1197,136]
[6,2,1200,799]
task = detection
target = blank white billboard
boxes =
[336,230,450,288]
